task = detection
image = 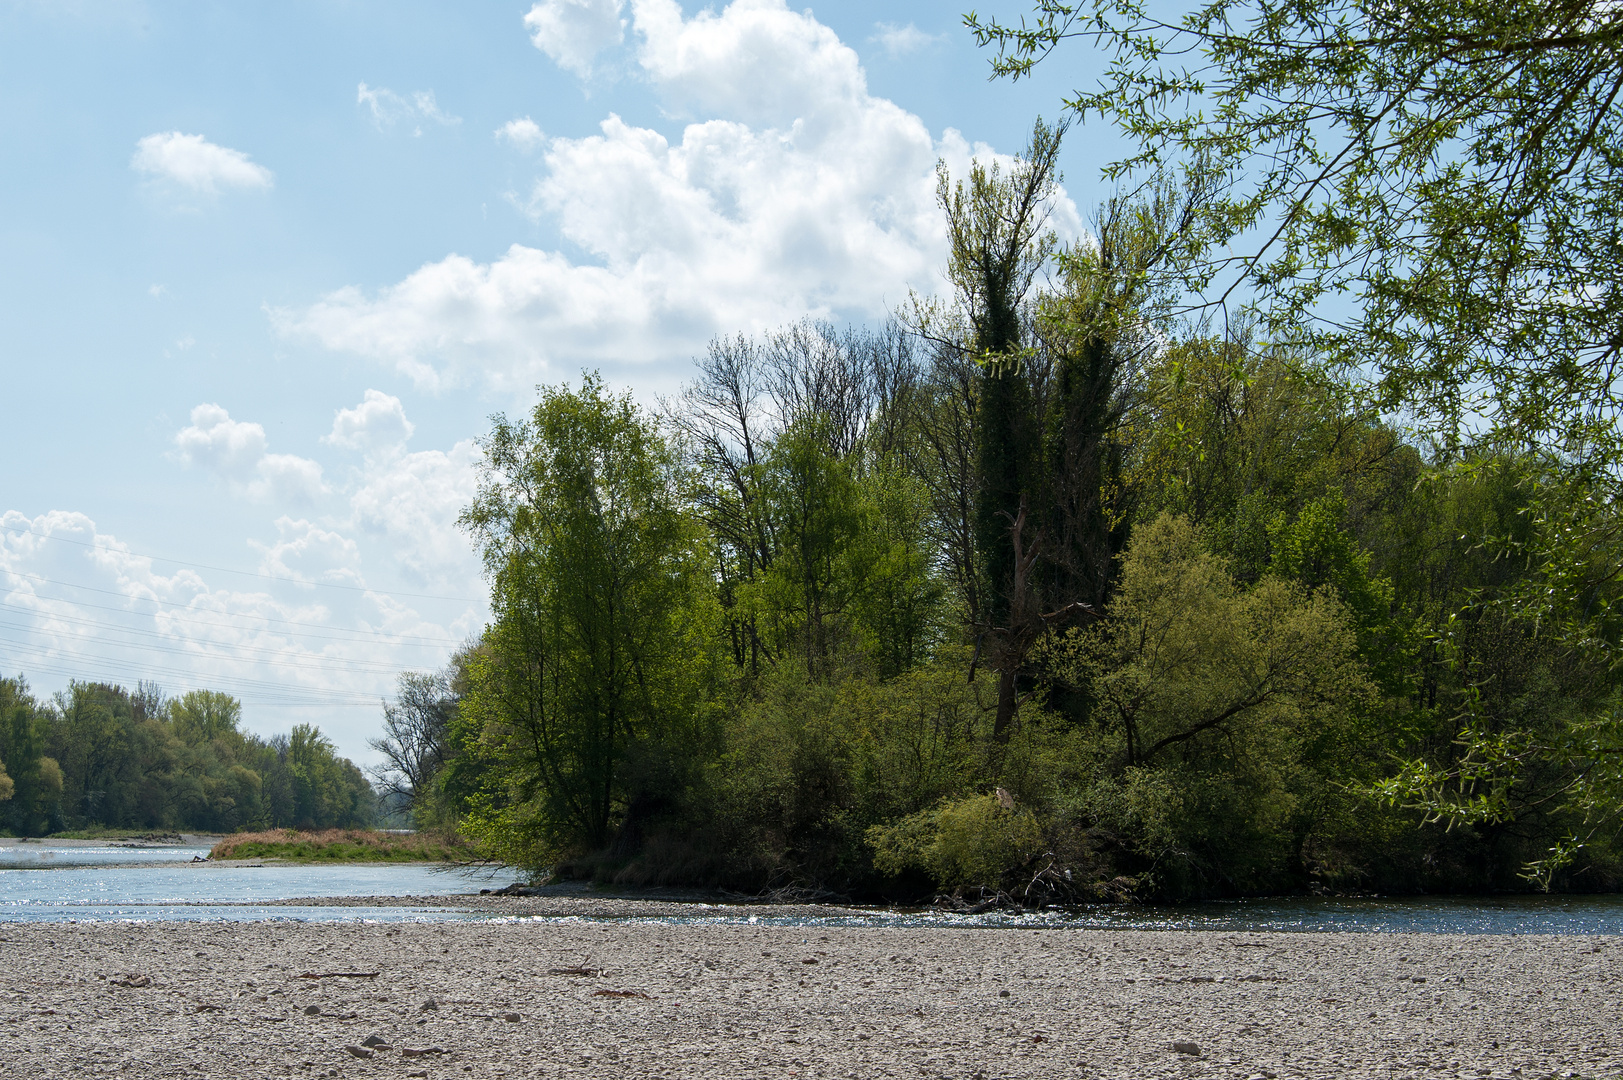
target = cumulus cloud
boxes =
[525,0,625,75]
[870,22,944,57]
[0,507,479,764]
[251,517,362,586]
[357,83,461,135]
[497,116,547,152]
[324,389,415,452]
[347,438,482,582]
[131,132,274,193]
[173,404,326,502]
[285,0,1080,392]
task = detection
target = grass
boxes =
[46,827,189,841]
[209,828,476,863]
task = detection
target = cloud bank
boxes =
[284,0,1081,393]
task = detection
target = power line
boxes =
[0,636,385,691]
[0,569,471,644]
[0,602,446,669]
[0,646,385,706]
[0,521,483,602]
[0,620,409,676]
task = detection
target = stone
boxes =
[1172,1041,1201,1056]
[998,990,1010,998]
[503,1012,521,1022]
[361,1035,390,1048]
[420,998,439,1012]
[344,1046,374,1059]
[303,1005,322,1016]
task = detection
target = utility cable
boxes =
[0,521,481,602]
[0,569,472,644]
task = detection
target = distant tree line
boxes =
[0,677,372,834]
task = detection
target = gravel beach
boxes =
[1,900,1618,1080]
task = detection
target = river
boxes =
[4,842,1622,931]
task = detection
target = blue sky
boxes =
[0,0,1110,764]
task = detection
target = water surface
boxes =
[3,845,1620,932]
[0,850,518,922]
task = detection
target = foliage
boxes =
[388,99,1623,896]
[369,661,465,827]
[0,676,370,834]
[968,0,1623,458]
[968,0,1623,878]
[210,827,474,863]
[458,376,720,868]
[870,792,1044,892]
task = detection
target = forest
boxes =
[0,677,372,835]
[375,0,1623,899]
[368,168,1620,901]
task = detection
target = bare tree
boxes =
[368,669,456,814]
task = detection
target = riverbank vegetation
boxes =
[373,0,1623,897]
[0,678,372,835]
[210,828,472,862]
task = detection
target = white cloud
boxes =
[173,403,268,481]
[870,22,943,57]
[347,439,482,582]
[497,116,547,152]
[285,0,1080,392]
[251,517,362,585]
[357,83,462,135]
[131,132,274,193]
[325,389,415,452]
[524,0,625,76]
[173,404,326,503]
[0,507,479,765]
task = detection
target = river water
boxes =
[0,843,519,923]
[3,843,1621,931]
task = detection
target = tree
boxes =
[369,667,457,821]
[460,375,717,862]
[971,0,1623,881]
[167,690,241,743]
[970,0,1623,459]
[1051,512,1378,890]
[937,117,1066,739]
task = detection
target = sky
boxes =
[0,0,1112,767]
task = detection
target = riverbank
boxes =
[210,828,475,863]
[2,920,1617,1079]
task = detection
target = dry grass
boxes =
[209,828,475,863]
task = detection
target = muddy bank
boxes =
[1,920,1618,1079]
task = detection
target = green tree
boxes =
[460,374,717,864]
[167,690,241,743]
[937,118,1066,739]
[740,416,867,679]
[970,0,1623,460]
[1050,513,1378,891]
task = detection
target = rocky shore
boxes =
[0,911,1618,1079]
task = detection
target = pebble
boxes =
[4,921,1618,1078]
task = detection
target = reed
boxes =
[209,828,475,862]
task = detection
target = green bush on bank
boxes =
[210,828,474,863]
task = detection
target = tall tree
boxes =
[938,118,1066,739]
[461,375,716,859]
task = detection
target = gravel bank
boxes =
[1,920,1617,1079]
